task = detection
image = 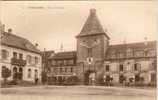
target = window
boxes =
[151,60,156,70]
[54,68,57,73]
[1,66,6,76]
[111,51,116,58]
[28,69,32,78]
[119,64,123,71]
[60,68,62,73]
[105,65,110,71]
[151,73,156,82]
[13,52,17,59]
[134,63,138,71]
[88,48,92,57]
[64,60,67,65]
[1,49,9,59]
[27,55,32,64]
[147,50,156,57]
[134,63,141,71]
[117,52,124,58]
[134,50,144,57]
[34,69,38,78]
[51,60,56,65]
[144,49,148,56]
[35,57,38,64]
[70,68,73,73]
[65,68,67,72]
[19,53,23,59]
[57,60,63,66]
[68,60,74,65]
[126,48,133,57]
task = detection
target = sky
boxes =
[0,1,157,52]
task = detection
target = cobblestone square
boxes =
[1,86,156,100]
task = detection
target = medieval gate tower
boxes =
[76,9,110,85]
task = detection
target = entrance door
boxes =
[19,68,23,80]
[135,74,140,82]
[13,67,18,80]
[58,76,62,85]
[84,70,95,85]
[151,73,156,83]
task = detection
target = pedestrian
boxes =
[35,78,38,85]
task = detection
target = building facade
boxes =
[0,25,42,83]
[48,9,156,86]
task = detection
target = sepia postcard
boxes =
[0,0,157,100]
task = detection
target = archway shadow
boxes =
[84,70,96,85]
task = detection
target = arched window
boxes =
[13,67,17,73]
[28,69,32,78]
[19,68,23,80]
[13,67,18,79]
[35,57,38,64]
[1,66,6,76]
[1,49,9,59]
[27,55,32,64]
[34,69,38,78]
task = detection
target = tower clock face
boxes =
[79,38,100,48]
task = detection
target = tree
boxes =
[1,67,11,85]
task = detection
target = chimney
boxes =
[90,8,96,16]
[8,28,12,34]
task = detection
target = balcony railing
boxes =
[11,58,26,66]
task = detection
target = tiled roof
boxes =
[1,32,41,54]
[49,41,156,60]
[51,51,76,60]
[105,41,156,59]
[108,41,156,51]
[76,9,110,39]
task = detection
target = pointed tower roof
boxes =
[76,9,110,39]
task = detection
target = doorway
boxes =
[19,67,23,80]
[84,70,96,85]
